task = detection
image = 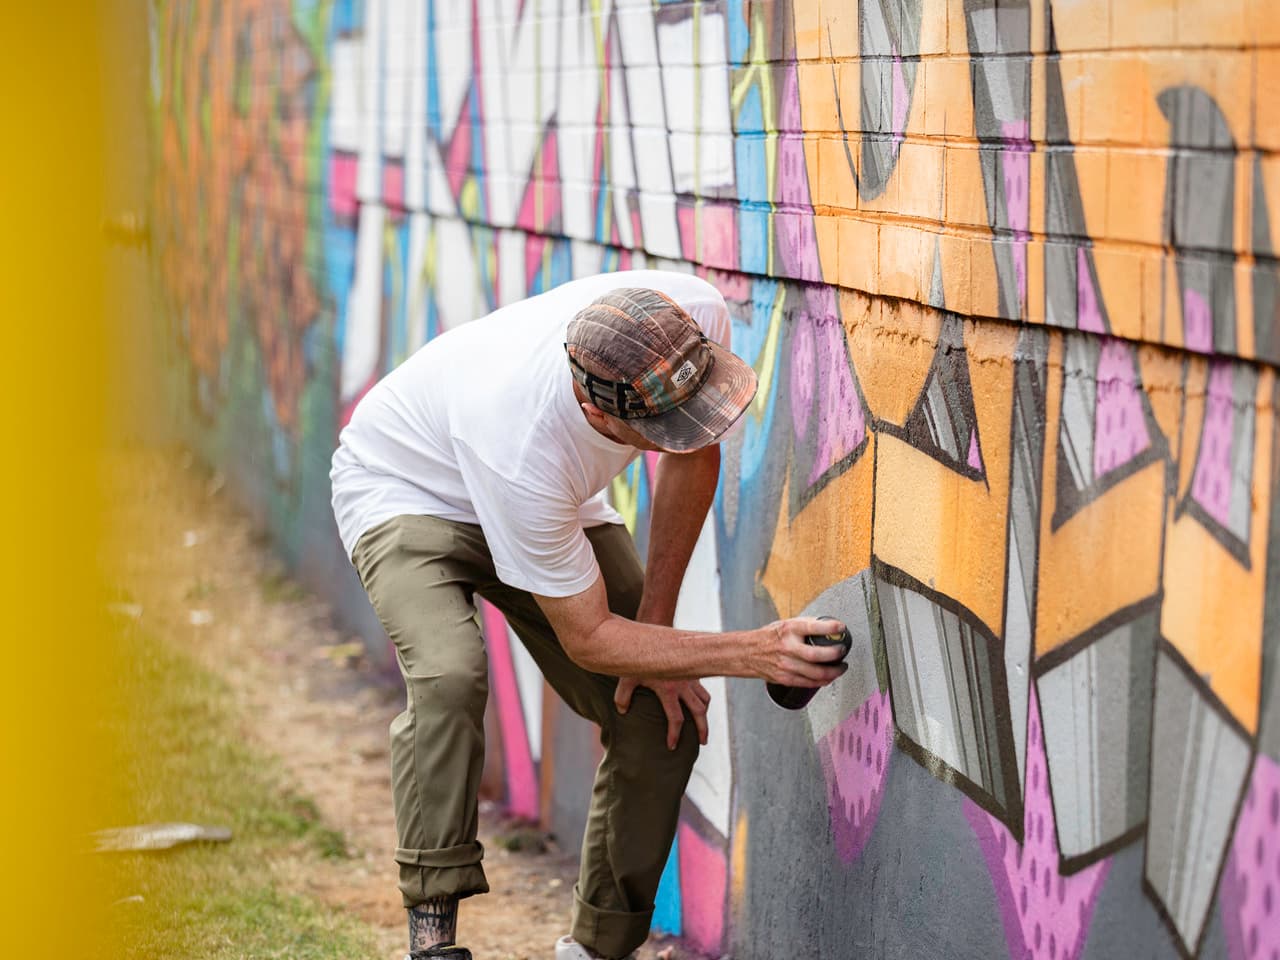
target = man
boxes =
[330,271,848,960]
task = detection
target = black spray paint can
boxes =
[766,617,853,711]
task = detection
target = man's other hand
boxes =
[614,676,712,750]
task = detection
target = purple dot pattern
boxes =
[1190,361,1242,532]
[1076,248,1107,335]
[1183,287,1214,354]
[818,690,893,864]
[965,686,1111,960]
[1219,755,1280,960]
[788,304,868,490]
[1093,336,1152,480]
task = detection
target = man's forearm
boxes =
[570,614,769,679]
[636,446,720,625]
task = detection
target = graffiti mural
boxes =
[151,0,1280,956]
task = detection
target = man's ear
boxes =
[580,401,608,428]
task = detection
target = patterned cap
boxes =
[564,287,758,452]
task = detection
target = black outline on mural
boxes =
[873,558,1025,841]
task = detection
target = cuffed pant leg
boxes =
[569,680,699,957]
[352,515,492,907]
[480,523,699,958]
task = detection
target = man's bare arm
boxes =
[535,576,847,686]
[634,444,720,625]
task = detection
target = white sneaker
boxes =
[554,934,636,960]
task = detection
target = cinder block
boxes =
[1110,0,1176,48]
[1107,149,1168,246]
[1051,0,1110,51]
[924,58,972,139]
[798,61,842,132]
[838,60,862,134]
[1081,54,1148,146]
[945,144,989,229]
[820,0,858,60]
[878,223,925,301]
[839,216,879,293]
[819,136,858,212]
[1248,0,1280,46]
[792,0,823,61]
[896,142,944,222]
[1177,0,1246,47]
[1092,244,1145,340]
[814,213,840,285]
[1256,51,1280,151]
[919,0,947,56]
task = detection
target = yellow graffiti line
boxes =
[383,219,405,364]
[750,285,785,421]
[593,0,612,241]
[609,458,645,534]
[460,176,480,220]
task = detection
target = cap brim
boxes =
[627,340,759,453]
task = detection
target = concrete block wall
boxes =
[149,1,1280,956]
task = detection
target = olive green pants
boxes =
[351,514,699,958]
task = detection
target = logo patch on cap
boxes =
[673,359,698,386]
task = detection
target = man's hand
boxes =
[615,676,712,750]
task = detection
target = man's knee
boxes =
[404,649,489,715]
[609,687,701,770]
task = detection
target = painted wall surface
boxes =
[150,1,1280,957]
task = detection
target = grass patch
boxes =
[93,627,375,959]
[259,568,309,604]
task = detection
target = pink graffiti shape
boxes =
[677,203,699,263]
[383,161,405,212]
[818,690,893,864]
[517,127,562,235]
[480,601,539,821]
[891,54,909,145]
[773,67,823,283]
[677,822,727,956]
[968,427,985,473]
[965,687,1111,960]
[329,151,358,220]
[701,202,739,272]
[643,450,661,485]
[1075,248,1107,334]
[1219,754,1280,960]
[790,320,817,441]
[1092,337,1152,479]
[445,99,473,201]
[1183,288,1214,354]
[1190,361,1239,530]
[807,316,867,488]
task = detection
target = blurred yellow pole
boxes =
[0,3,140,955]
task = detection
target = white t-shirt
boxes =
[330,270,732,597]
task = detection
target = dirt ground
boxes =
[108,448,696,960]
